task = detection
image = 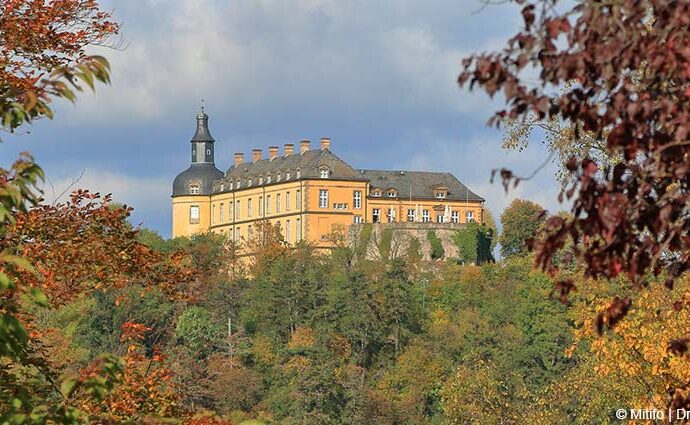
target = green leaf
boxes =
[60,375,78,399]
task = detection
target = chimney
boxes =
[300,140,310,154]
[320,137,331,151]
[252,149,262,162]
[234,152,244,166]
[284,143,294,156]
[269,146,279,161]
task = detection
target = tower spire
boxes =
[190,107,215,164]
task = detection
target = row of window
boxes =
[210,190,303,224]
[369,189,448,199]
[224,218,302,243]
[319,190,363,209]
[369,208,473,224]
[217,168,306,192]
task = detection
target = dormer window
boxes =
[220,182,225,191]
[247,177,252,187]
[433,186,448,199]
[277,172,282,182]
[296,168,301,179]
[229,181,233,191]
[371,189,382,197]
[286,171,291,180]
[189,183,200,195]
[267,174,272,184]
[259,175,263,185]
[236,179,241,189]
[319,166,330,179]
[387,190,397,198]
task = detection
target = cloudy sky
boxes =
[1,0,565,237]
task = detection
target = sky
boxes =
[1,0,566,238]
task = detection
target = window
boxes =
[296,190,301,209]
[220,203,225,222]
[229,181,233,191]
[286,171,291,180]
[387,208,395,222]
[189,183,200,195]
[296,218,301,241]
[190,205,200,224]
[229,202,233,221]
[248,225,253,240]
[247,198,252,217]
[266,195,272,213]
[247,178,252,187]
[277,194,281,212]
[267,174,272,184]
[387,190,397,198]
[437,215,444,223]
[286,219,290,242]
[372,208,381,223]
[407,209,415,222]
[319,168,329,179]
[371,189,382,197]
[259,196,264,215]
[333,203,347,210]
[353,191,362,209]
[220,183,224,191]
[236,179,241,189]
[319,190,328,208]
[296,168,301,179]
[286,192,291,211]
[259,176,263,185]
[451,211,459,223]
[422,210,430,222]
[235,200,240,219]
[435,192,446,199]
[235,227,240,241]
[212,204,216,224]
[354,215,363,224]
[466,210,475,223]
[277,172,281,182]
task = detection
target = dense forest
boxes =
[2,193,687,423]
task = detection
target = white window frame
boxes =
[466,210,475,222]
[189,184,200,195]
[190,205,200,224]
[354,215,363,224]
[247,198,252,217]
[452,211,459,223]
[277,194,281,212]
[387,208,395,222]
[296,218,302,241]
[353,191,362,209]
[266,195,272,213]
[407,209,415,222]
[319,189,328,208]
[437,215,444,223]
[296,190,302,209]
[319,168,329,179]
[372,208,381,223]
[235,200,240,219]
[220,203,224,222]
[259,196,264,215]
[286,192,291,211]
[422,210,430,223]
[387,191,396,198]
[435,192,446,199]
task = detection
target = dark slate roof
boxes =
[217,149,363,192]
[359,170,484,202]
[172,163,224,196]
[191,111,215,142]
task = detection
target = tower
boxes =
[171,108,224,238]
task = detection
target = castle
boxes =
[171,110,486,246]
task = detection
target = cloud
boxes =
[42,170,171,231]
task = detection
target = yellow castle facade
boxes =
[172,111,485,245]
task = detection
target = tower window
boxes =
[319,189,328,208]
[190,205,200,224]
[189,183,200,195]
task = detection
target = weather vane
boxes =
[200,98,205,113]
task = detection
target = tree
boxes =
[453,222,494,265]
[482,207,498,251]
[0,1,122,422]
[499,199,546,258]
[459,0,690,320]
